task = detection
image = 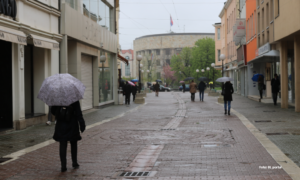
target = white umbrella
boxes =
[216,77,234,82]
[37,73,86,106]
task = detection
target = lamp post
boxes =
[220,54,226,77]
[137,55,142,93]
[211,63,215,89]
[147,69,150,83]
[206,67,210,88]
[196,69,199,83]
[179,71,181,84]
[100,55,106,102]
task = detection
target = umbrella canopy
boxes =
[156,79,162,82]
[209,81,213,84]
[37,73,86,106]
[198,77,208,81]
[131,79,139,82]
[216,77,234,82]
[184,77,194,81]
[128,81,135,86]
[179,81,185,83]
[252,74,264,82]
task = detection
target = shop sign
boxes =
[0,0,17,19]
[233,19,246,44]
[256,43,270,57]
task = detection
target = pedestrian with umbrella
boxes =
[217,77,234,115]
[132,83,138,102]
[154,81,160,97]
[198,81,206,101]
[189,80,197,102]
[123,81,133,105]
[37,74,86,172]
[258,75,264,100]
[182,83,186,93]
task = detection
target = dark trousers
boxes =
[272,93,278,105]
[133,94,136,101]
[191,93,195,101]
[59,141,78,168]
[125,94,131,104]
[259,90,263,99]
[199,91,204,101]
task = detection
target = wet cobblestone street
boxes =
[0,92,293,179]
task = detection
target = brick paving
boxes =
[0,92,292,179]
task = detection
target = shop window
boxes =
[275,0,279,17]
[99,51,113,103]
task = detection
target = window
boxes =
[275,0,279,17]
[266,3,269,25]
[156,49,160,55]
[156,60,160,66]
[66,0,77,10]
[218,50,221,61]
[165,49,171,55]
[257,0,260,6]
[267,31,269,43]
[157,72,161,79]
[271,0,274,20]
[217,28,221,40]
[254,10,256,35]
[262,8,264,31]
[125,63,131,76]
[166,59,170,65]
[258,36,261,47]
[148,50,151,55]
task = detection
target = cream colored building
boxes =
[0,0,62,131]
[133,33,214,84]
[120,49,134,78]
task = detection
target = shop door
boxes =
[81,54,93,110]
[0,40,12,130]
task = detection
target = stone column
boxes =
[294,37,300,112]
[280,41,288,109]
[60,35,68,73]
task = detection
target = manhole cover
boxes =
[161,129,176,130]
[255,120,272,123]
[0,158,12,163]
[120,171,151,177]
[266,133,289,135]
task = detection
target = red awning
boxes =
[118,54,129,65]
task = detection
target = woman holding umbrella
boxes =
[258,75,264,100]
[222,81,234,115]
[37,74,86,172]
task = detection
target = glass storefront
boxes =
[98,51,114,103]
[81,0,112,31]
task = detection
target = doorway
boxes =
[0,40,13,130]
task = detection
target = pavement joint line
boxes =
[215,102,300,180]
[0,103,146,166]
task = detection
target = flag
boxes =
[170,15,173,26]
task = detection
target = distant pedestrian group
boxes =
[123,81,138,105]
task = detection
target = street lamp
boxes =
[147,69,150,83]
[211,63,215,89]
[100,55,106,102]
[196,69,199,83]
[220,54,226,77]
[206,67,210,88]
[137,55,142,93]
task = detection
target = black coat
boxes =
[222,82,234,101]
[132,85,137,95]
[123,84,132,95]
[51,101,85,142]
[198,82,206,91]
[271,78,280,93]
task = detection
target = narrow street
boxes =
[0,92,293,180]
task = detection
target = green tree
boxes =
[190,37,221,83]
[170,47,193,80]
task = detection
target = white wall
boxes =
[247,63,266,97]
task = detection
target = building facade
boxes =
[133,33,215,85]
[0,0,62,131]
[120,49,134,78]
[60,0,119,112]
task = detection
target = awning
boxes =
[0,26,27,45]
[29,34,59,50]
[225,66,237,71]
[248,50,279,64]
[118,54,129,65]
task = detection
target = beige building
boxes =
[133,33,214,84]
[120,49,134,78]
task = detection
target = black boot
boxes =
[71,141,80,169]
[228,110,230,116]
[59,141,67,172]
[225,110,227,115]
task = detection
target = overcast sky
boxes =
[119,0,225,50]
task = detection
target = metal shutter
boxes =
[81,55,93,111]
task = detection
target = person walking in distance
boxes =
[222,81,234,115]
[132,84,137,102]
[182,83,186,93]
[154,82,160,97]
[271,74,280,105]
[258,75,264,100]
[198,81,206,101]
[123,82,132,105]
[51,101,86,172]
[189,80,197,102]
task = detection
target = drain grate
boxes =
[263,111,276,112]
[255,120,272,123]
[175,115,186,118]
[266,132,289,135]
[0,158,12,163]
[161,129,176,130]
[120,171,150,177]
